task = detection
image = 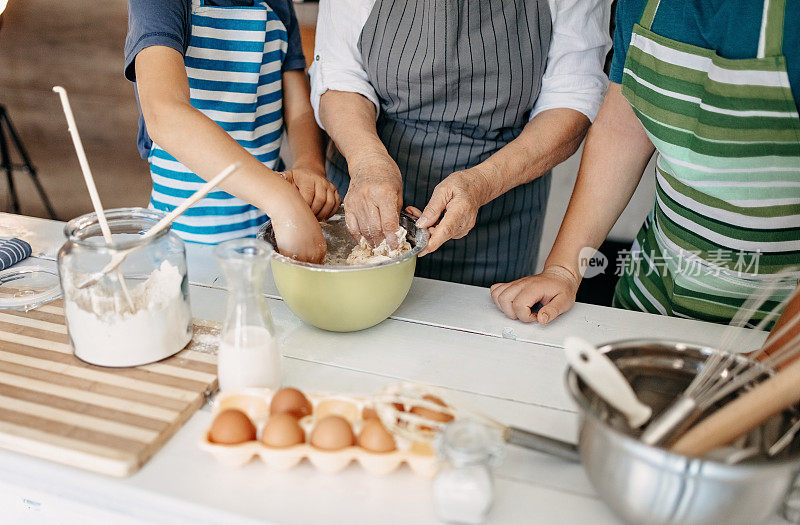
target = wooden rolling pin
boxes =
[757,283,800,369]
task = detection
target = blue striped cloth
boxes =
[147,1,289,244]
[0,238,32,271]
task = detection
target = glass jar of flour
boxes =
[58,207,192,367]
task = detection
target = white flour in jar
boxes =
[63,260,191,367]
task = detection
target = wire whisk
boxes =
[640,268,800,447]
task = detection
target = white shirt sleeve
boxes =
[531,0,612,122]
[309,0,378,130]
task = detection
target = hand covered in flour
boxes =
[283,167,340,221]
[270,188,328,264]
[490,265,580,324]
[343,153,404,248]
[412,166,492,256]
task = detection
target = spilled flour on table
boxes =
[188,326,222,356]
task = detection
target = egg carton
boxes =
[199,388,440,476]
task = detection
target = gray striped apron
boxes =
[327,0,553,287]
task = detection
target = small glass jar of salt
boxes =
[433,420,504,524]
[58,208,192,367]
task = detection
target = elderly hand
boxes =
[283,167,341,221]
[490,265,580,324]
[343,153,404,248]
[413,166,492,256]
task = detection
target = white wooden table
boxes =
[0,213,770,525]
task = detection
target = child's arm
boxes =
[135,46,326,261]
[282,70,340,220]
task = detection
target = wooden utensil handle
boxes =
[144,162,241,239]
[53,86,113,243]
[671,356,800,457]
[761,284,800,368]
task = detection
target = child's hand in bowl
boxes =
[270,191,328,264]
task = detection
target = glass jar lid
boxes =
[0,265,62,311]
[436,420,505,467]
[64,207,172,251]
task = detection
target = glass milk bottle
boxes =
[214,238,281,391]
[433,420,504,524]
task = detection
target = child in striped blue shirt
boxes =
[124,0,338,262]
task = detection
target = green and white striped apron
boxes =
[614,0,800,326]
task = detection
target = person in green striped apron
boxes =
[124,0,339,262]
[492,0,800,327]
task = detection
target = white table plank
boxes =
[276,358,592,497]
[9,211,763,353]
[0,212,64,258]
[393,277,767,350]
[0,405,607,525]
[186,244,766,353]
[190,285,577,412]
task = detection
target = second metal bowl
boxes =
[566,340,800,525]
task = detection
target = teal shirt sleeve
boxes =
[608,0,799,111]
[608,0,647,84]
[124,0,190,82]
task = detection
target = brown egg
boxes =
[209,409,256,444]
[410,395,454,423]
[310,415,355,451]
[315,399,359,421]
[410,440,434,455]
[270,387,313,419]
[261,413,305,448]
[362,406,379,420]
[358,419,396,453]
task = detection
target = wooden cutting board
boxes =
[0,300,219,477]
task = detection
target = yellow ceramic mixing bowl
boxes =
[259,213,428,332]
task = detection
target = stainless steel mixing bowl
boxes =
[258,212,429,332]
[565,339,800,525]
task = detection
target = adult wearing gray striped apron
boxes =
[310,0,610,286]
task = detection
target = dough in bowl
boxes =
[346,228,412,265]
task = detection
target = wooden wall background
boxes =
[0,0,147,221]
